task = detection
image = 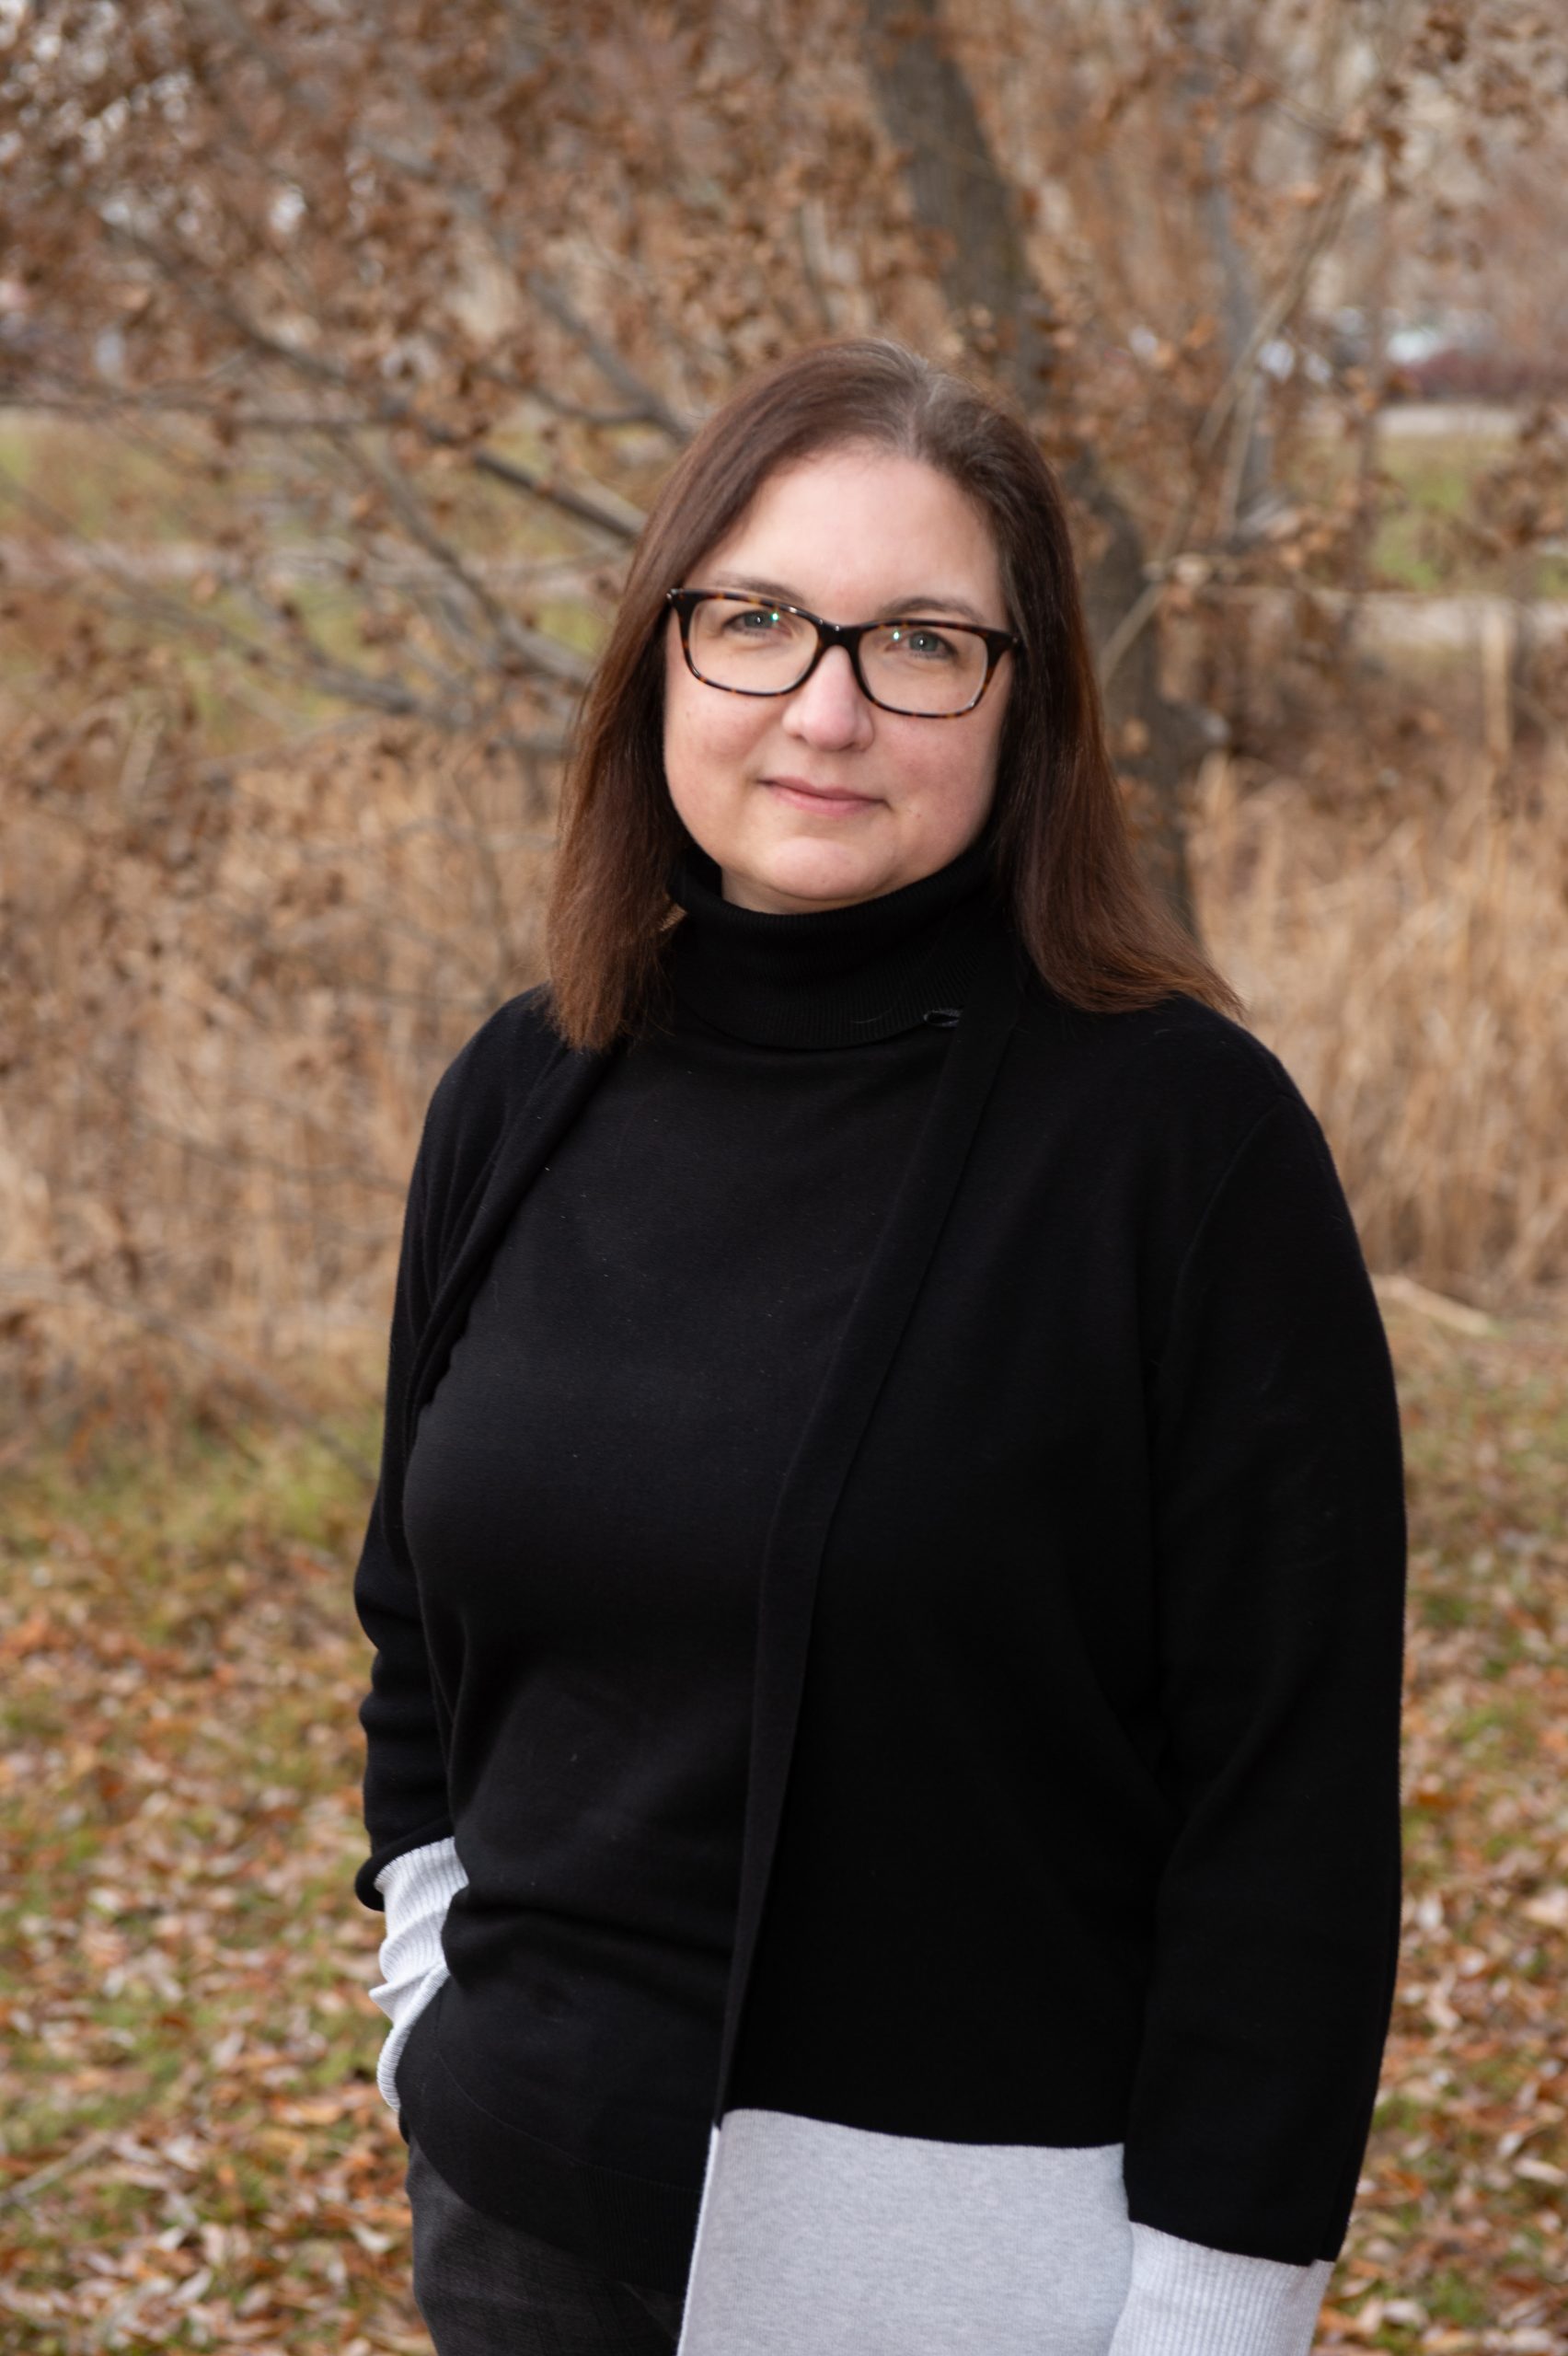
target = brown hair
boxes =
[545,338,1239,1048]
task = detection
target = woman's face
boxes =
[663,445,1013,914]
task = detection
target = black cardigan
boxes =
[383,835,991,2287]
[354,898,1406,2339]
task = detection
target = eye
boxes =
[722,605,789,635]
[887,624,960,663]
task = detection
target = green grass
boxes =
[1288,426,1561,596]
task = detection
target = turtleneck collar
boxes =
[664,822,1003,1051]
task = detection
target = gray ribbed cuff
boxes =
[1106,2223,1333,2356]
[370,1836,467,2111]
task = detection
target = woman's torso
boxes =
[395,839,985,2287]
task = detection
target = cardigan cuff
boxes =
[370,1835,467,2112]
[1106,2223,1333,2356]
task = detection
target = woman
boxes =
[353,339,1406,2356]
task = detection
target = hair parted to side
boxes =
[545,338,1239,1050]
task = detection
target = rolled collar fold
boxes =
[664,824,1003,1050]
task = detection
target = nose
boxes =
[782,643,875,751]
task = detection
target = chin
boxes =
[735,839,894,912]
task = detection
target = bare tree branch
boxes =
[96,221,646,549]
[1096,113,1380,693]
[524,272,693,443]
[188,0,690,442]
[332,429,595,686]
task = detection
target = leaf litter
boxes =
[1,1301,1565,2351]
[0,1413,421,2354]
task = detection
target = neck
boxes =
[663,826,1004,1051]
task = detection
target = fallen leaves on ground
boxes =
[0,1413,420,2353]
[1,1298,1565,2350]
[1319,1297,1568,2350]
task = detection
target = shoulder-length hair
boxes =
[545,338,1238,1048]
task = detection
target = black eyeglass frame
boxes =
[664,587,1022,718]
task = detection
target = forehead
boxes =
[695,445,1004,614]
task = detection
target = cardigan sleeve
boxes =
[1124,1089,1405,2269]
[352,1117,455,1909]
[349,987,580,1911]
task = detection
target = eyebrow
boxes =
[704,572,995,627]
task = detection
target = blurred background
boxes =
[2,6,1567,2353]
[2,0,1566,1424]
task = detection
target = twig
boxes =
[526,386,664,430]
[333,431,594,687]
[524,273,692,443]
[468,446,644,541]
[0,2131,112,2211]
[94,223,645,549]
[1372,1273,1497,1340]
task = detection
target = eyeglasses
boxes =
[665,588,1021,718]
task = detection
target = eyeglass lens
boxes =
[686,596,989,715]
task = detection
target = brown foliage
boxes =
[2,0,1567,1403]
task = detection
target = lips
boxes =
[763,776,880,813]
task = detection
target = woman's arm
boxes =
[1110,1091,1406,2350]
[353,1113,455,1908]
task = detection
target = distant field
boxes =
[1,1292,1565,2351]
[1292,418,1567,599]
[3,401,1562,605]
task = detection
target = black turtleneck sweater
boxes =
[392,831,998,2289]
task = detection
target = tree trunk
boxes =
[861,0,1204,938]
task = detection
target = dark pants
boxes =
[406,2140,686,2355]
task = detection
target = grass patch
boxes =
[1287,424,1561,596]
